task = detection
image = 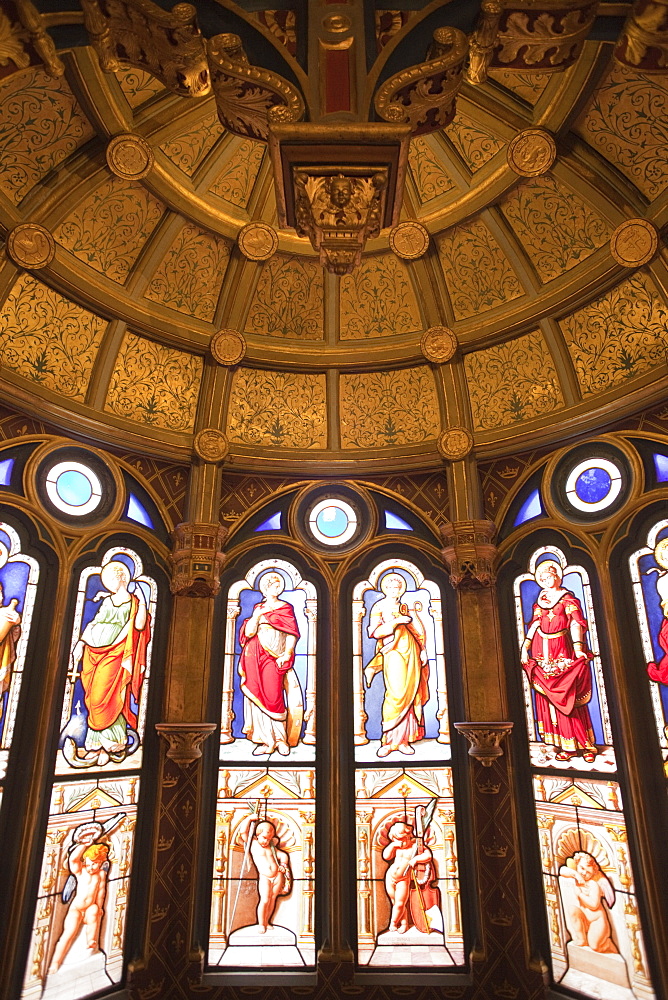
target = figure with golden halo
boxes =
[239,572,303,756]
[365,572,429,757]
[521,560,597,762]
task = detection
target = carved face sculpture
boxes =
[329,176,352,208]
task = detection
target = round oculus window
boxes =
[564,458,623,513]
[45,461,103,516]
[308,498,358,546]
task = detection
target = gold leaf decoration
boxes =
[464,331,563,430]
[340,368,440,448]
[56,177,164,284]
[145,222,231,321]
[0,274,106,399]
[574,64,668,199]
[160,111,223,176]
[560,273,668,396]
[0,10,29,70]
[105,332,202,431]
[437,217,524,320]
[115,66,164,107]
[408,134,456,203]
[445,111,505,172]
[487,68,550,104]
[244,255,324,339]
[209,137,265,208]
[500,174,611,282]
[340,254,422,340]
[227,369,327,448]
[0,66,94,204]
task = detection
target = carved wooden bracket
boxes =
[156,722,217,767]
[454,721,513,766]
[466,0,504,85]
[441,519,497,589]
[491,0,598,72]
[14,0,64,77]
[615,0,668,74]
[207,32,304,140]
[80,0,210,97]
[374,26,469,135]
[169,521,227,597]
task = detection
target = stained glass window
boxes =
[629,518,668,765]
[0,520,39,813]
[22,546,157,999]
[211,559,317,968]
[352,559,460,967]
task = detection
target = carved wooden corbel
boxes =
[80,0,210,97]
[155,722,217,767]
[491,0,599,72]
[207,32,304,140]
[441,519,497,589]
[615,0,668,73]
[466,0,504,85]
[374,26,469,135]
[169,521,227,597]
[454,721,513,766]
[14,0,64,77]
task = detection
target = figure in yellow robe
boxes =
[365,573,429,757]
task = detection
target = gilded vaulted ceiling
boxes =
[0,1,667,473]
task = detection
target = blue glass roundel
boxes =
[315,505,349,538]
[574,467,612,504]
[55,469,93,507]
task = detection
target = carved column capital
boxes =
[155,723,217,767]
[441,519,497,588]
[454,721,513,766]
[169,521,227,597]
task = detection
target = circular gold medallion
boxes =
[421,325,457,363]
[610,219,659,267]
[389,222,430,260]
[6,224,55,269]
[438,427,474,462]
[237,223,279,261]
[210,329,246,365]
[322,14,352,32]
[194,429,230,463]
[106,133,154,180]
[507,129,556,177]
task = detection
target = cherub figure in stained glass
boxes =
[559,852,618,955]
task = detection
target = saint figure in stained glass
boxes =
[0,583,21,709]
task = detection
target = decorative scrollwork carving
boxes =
[453,721,513,766]
[374,26,469,136]
[155,723,217,767]
[169,521,227,597]
[207,32,304,141]
[441,519,497,589]
[491,1,598,71]
[80,0,210,97]
[615,0,668,73]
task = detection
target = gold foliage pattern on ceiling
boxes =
[0,66,94,205]
[0,274,106,400]
[408,134,457,203]
[208,137,265,208]
[445,110,505,172]
[499,174,611,282]
[55,177,165,284]
[105,331,202,431]
[574,64,668,199]
[114,66,164,108]
[339,254,422,340]
[560,273,668,397]
[464,331,563,431]
[487,69,550,105]
[160,110,223,176]
[339,369,440,449]
[244,255,324,340]
[145,221,231,322]
[437,217,524,320]
[227,369,327,449]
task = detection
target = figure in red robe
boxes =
[521,560,597,762]
[239,572,302,756]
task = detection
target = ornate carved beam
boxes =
[80,0,210,97]
[615,0,668,72]
[374,26,469,135]
[491,0,600,72]
[207,32,305,140]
